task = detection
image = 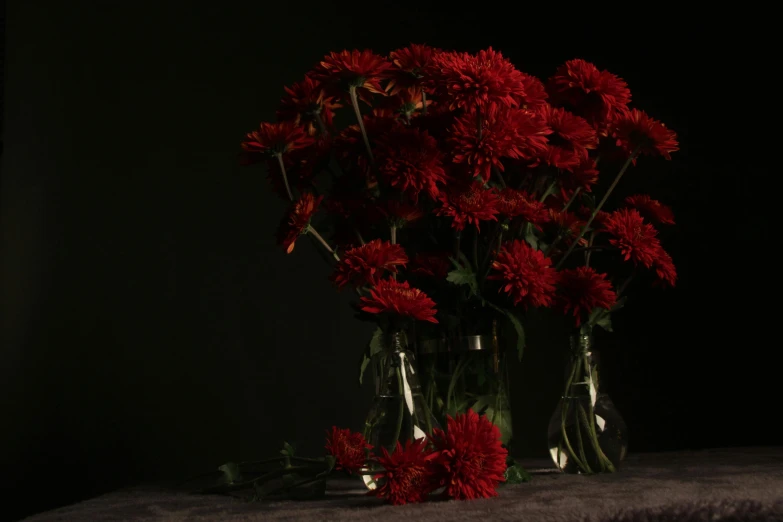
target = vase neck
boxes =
[565,334,601,397]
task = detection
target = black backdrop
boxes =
[1,3,775,520]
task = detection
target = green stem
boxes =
[472,228,479,273]
[578,402,616,472]
[421,91,428,115]
[195,465,312,494]
[574,408,594,474]
[556,148,640,269]
[313,111,328,137]
[617,268,638,296]
[562,187,581,212]
[307,225,339,261]
[493,166,508,189]
[559,358,588,472]
[539,178,557,203]
[584,231,597,267]
[276,153,294,202]
[446,356,470,416]
[349,86,374,164]
[392,366,404,448]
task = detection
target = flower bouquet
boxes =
[240,45,678,475]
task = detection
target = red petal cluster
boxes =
[560,156,600,197]
[430,47,535,109]
[495,188,550,226]
[376,200,425,227]
[331,239,408,289]
[411,252,452,280]
[609,108,679,160]
[325,427,372,474]
[603,208,662,268]
[624,194,675,225]
[312,49,392,103]
[360,279,439,323]
[276,192,323,254]
[556,266,617,325]
[449,103,550,181]
[431,409,508,500]
[277,76,342,136]
[371,439,439,505]
[387,44,440,96]
[489,240,558,308]
[547,59,631,126]
[652,249,677,287]
[435,182,500,231]
[241,121,314,162]
[375,126,447,200]
[536,104,598,170]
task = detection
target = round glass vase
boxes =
[362,330,440,490]
[547,332,628,474]
[417,323,513,446]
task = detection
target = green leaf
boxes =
[447,266,479,296]
[484,406,513,446]
[324,455,336,473]
[503,309,526,361]
[523,222,539,250]
[359,327,384,385]
[279,441,295,457]
[218,462,243,485]
[504,462,532,484]
[588,307,613,332]
[611,296,628,312]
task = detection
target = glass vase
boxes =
[362,329,440,490]
[547,332,628,474]
[417,321,513,446]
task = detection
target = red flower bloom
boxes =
[603,208,662,268]
[411,252,452,279]
[652,248,677,287]
[312,49,392,104]
[375,126,447,200]
[548,208,587,245]
[371,439,439,505]
[556,266,617,325]
[277,76,342,136]
[495,188,550,226]
[430,47,530,109]
[435,182,500,232]
[335,114,397,181]
[449,103,550,181]
[377,199,425,227]
[515,72,549,110]
[387,43,440,96]
[374,89,432,120]
[360,279,438,323]
[547,59,631,125]
[325,427,372,474]
[430,409,508,500]
[609,108,679,160]
[489,240,558,309]
[331,239,409,289]
[624,194,675,225]
[276,192,323,254]
[560,156,600,197]
[240,121,314,164]
[537,104,598,170]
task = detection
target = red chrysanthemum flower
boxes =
[652,247,677,287]
[488,239,558,309]
[312,49,392,104]
[387,43,440,96]
[547,59,631,125]
[325,426,372,475]
[276,76,342,136]
[371,439,439,505]
[624,194,675,225]
[435,182,500,232]
[609,108,679,160]
[495,188,550,226]
[515,72,549,110]
[331,239,409,289]
[575,206,611,229]
[375,126,447,200]
[240,121,314,164]
[360,279,438,323]
[374,89,432,120]
[376,200,425,228]
[536,104,598,170]
[556,266,617,325]
[449,103,550,181]
[430,47,529,110]
[430,409,508,500]
[547,208,588,245]
[411,252,452,279]
[276,192,323,254]
[560,156,600,197]
[603,208,662,268]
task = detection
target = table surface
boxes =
[21,447,783,522]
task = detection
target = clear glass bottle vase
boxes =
[547,332,628,474]
[362,329,440,489]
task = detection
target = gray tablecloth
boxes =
[22,447,783,521]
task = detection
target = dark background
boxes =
[1,3,773,520]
